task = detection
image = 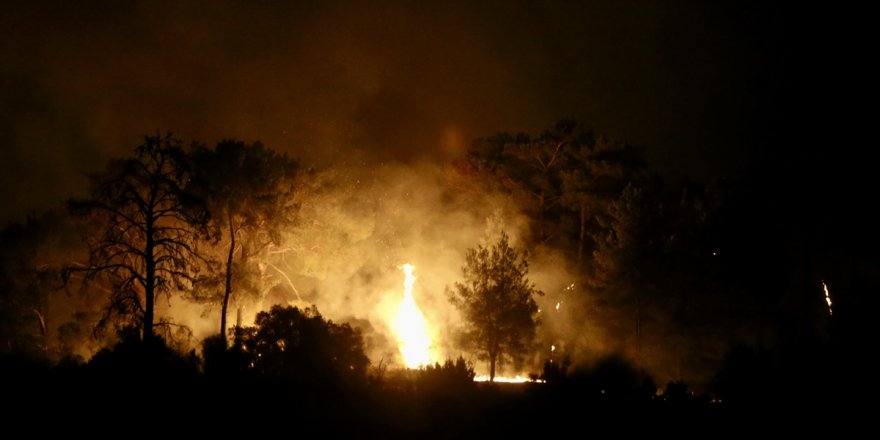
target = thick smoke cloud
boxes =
[1,0,783,224]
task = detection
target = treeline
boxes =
[0,120,855,404]
[460,121,753,382]
[1,134,302,360]
[458,120,851,389]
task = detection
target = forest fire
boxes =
[391,264,434,368]
[0,2,837,433]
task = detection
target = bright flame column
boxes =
[392,264,432,368]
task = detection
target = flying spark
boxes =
[822,281,832,316]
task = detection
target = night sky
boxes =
[0,0,788,225]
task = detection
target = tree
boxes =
[448,231,542,381]
[0,211,79,356]
[66,134,207,341]
[559,135,645,263]
[468,121,581,245]
[189,140,298,343]
[588,184,653,356]
[236,305,368,382]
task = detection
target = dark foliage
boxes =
[87,326,199,379]
[541,354,571,384]
[235,305,369,384]
[415,356,476,393]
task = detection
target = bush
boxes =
[416,356,476,393]
[541,355,572,384]
[235,305,369,384]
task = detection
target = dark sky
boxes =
[0,0,787,225]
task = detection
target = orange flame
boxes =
[391,264,433,368]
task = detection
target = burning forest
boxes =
[1,124,858,424]
[0,1,866,434]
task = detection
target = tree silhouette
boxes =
[448,231,542,381]
[467,122,578,245]
[236,305,368,382]
[540,354,571,384]
[65,134,207,341]
[559,134,644,263]
[0,211,80,356]
[416,356,476,393]
[465,120,646,259]
[189,140,298,343]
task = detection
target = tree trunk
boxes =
[489,338,498,382]
[489,355,496,383]
[144,221,155,342]
[220,212,235,343]
[33,307,47,353]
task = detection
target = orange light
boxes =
[391,264,433,368]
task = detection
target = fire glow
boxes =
[391,264,433,368]
[473,375,539,383]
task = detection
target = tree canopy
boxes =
[189,140,298,342]
[235,305,369,383]
[449,231,542,381]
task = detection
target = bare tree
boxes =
[66,134,207,341]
